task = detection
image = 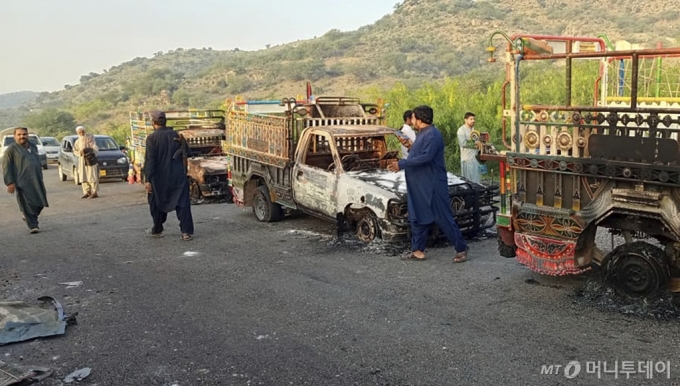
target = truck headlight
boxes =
[38,148,45,155]
[116,157,128,164]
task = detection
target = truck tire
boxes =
[605,241,670,298]
[253,185,283,222]
[498,234,517,258]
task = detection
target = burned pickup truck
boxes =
[224,96,497,242]
[129,109,231,201]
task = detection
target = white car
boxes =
[1,133,48,169]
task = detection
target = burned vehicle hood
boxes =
[346,169,472,199]
[187,156,229,177]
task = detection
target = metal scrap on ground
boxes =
[0,360,52,385]
[0,296,76,346]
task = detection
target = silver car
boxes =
[40,136,61,163]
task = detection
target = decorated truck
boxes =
[223,95,498,242]
[128,109,231,201]
[481,32,680,297]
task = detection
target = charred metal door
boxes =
[291,132,338,217]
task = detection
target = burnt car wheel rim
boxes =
[356,215,377,243]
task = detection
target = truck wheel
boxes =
[355,212,380,243]
[58,164,67,181]
[498,234,517,258]
[605,241,669,298]
[253,185,283,222]
[189,178,204,204]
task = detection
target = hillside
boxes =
[5,0,679,136]
[0,91,38,109]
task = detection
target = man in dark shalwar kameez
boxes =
[388,105,468,262]
[2,127,49,234]
[144,110,194,240]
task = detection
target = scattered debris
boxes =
[0,360,52,385]
[0,296,77,346]
[58,281,83,289]
[183,252,199,257]
[572,271,680,320]
[63,367,91,383]
[255,335,269,340]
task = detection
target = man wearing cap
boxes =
[74,126,100,198]
[144,110,194,240]
[3,127,49,233]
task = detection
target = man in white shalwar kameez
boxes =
[457,112,480,183]
[74,126,100,198]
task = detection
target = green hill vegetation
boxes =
[2,0,678,173]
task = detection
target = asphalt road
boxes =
[2,166,680,385]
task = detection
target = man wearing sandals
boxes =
[388,105,468,263]
[144,110,194,241]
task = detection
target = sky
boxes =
[0,0,400,95]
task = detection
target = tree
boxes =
[21,108,76,137]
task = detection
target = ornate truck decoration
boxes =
[480,31,680,297]
[129,109,231,202]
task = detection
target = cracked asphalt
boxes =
[2,167,680,385]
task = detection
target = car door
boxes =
[59,138,75,177]
[291,130,339,217]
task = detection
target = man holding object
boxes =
[388,106,468,263]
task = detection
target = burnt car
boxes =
[58,135,129,184]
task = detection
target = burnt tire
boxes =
[498,234,517,258]
[355,212,380,243]
[605,241,670,298]
[189,179,205,205]
[253,185,283,222]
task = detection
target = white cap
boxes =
[75,126,85,132]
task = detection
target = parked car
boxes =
[40,136,61,163]
[58,134,129,184]
[1,133,48,169]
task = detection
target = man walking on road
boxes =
[2,127,49,233]
[144,110,194,240]
[388,106,468,263]
[74,125,100,198]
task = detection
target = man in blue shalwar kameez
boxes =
[388,105,468,262]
